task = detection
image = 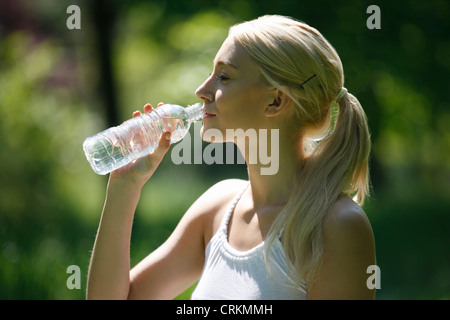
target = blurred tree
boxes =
[89,0,120,128]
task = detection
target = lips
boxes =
[203,109,216,119]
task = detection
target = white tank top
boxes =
[191,184,307,300]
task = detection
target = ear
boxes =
[264,86,291,118]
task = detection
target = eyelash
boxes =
[216,74,229,81]
[210,73,229,82]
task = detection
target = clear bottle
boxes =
[83,103,203,175]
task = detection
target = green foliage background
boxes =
[0,0,448,299]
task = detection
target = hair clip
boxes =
[299,74,317,87]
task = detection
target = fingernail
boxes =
[165,132,171,140]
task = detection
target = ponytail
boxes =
[309,89,371,205]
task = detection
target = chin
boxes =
[200,125,227,143]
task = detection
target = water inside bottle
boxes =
[83,117,187,175]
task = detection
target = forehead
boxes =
[214,36,256,71]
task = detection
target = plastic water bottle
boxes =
[83,103,203,175]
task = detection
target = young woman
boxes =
[87,15,375,300]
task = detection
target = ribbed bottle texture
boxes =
[83,103,203,175]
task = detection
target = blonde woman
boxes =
[87,15,375,300]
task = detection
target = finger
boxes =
[157,102,164,107]
[133,110,142,118]
[151,131,171,160]
[143,103,154,113]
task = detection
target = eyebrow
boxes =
[214,60,239,70]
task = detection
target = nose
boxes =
[195,76,214,103]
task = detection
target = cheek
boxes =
[215,89,240,119]
[215,82,268,131]
[217,85,261,113]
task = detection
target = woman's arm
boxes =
[86,104,172,299]
[307,196,376,300]
[86,178,144,299]
[127,178,246,299]
[126,192,207,300]
[87,175,208,300]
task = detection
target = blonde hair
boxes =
[229,15,371,284]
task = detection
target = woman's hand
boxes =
[109,103,172,188]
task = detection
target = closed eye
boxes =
[216,74,230,82]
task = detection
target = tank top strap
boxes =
[218,182,249,234]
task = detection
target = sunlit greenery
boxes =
[0,0,448,300]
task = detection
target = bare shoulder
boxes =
[321,196,375,254]
[190,178,248,216]
[162,178,247,249]
[321,196,375,262]
[187,178,248,244]
[308,195,376,299]
[323,196,373,236]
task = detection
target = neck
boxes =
[236,127,303,209]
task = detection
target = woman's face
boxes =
[195,36,274,142]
